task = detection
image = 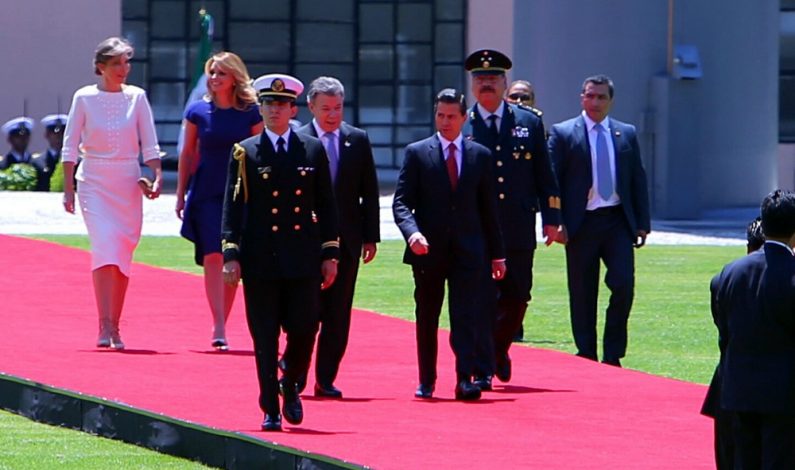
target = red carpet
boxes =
[0,234,713,468]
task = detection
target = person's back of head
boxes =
[746,216,765,254]
[761,189,795,245]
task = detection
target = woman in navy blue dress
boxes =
[176,51,263,350]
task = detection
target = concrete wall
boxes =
[0,0,120,154]
[466,0,514,102]
[510,0,779,217]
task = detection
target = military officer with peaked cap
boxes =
[221,73,340,432]
[463,49,562,391]
[0,117,34,170]
[29,114,68,191]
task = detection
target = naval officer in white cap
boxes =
[0,117,34,170]
[220,73,340,432]
[29,114,68,190]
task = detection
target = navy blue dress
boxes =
[181,100,262,265]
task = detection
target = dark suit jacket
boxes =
[711,243,795,414]
[462,102,560,251]
[221,131,339,280]
[296,122,380,259]
[392,135,504,269]
[702,274,724,418]
[548,115,651,239]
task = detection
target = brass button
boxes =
[294,207,300,213]
[295,189,302,196]
[496,145,501,151]
[272,190,279,197]
[271,208,278,214]
[499,193,505,200]
[272,225,279,232]
[496,161,503,167]
[525,152,532,160]
[294,224,301,231]
[300,170,307,176]
[497,177,504,183]
[262,173,269,180]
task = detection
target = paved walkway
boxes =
[0,191,746,246]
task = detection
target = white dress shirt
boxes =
[265,127,292,152]
[477,102,505,130]
[582,111,620,210]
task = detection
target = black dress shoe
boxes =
[602,358,622,367]
[495,354,512,383]
[414,383,434,399]
[277,359,307,394]
[473,375,493,391]
[261,413,282,432]
[280,381,304,425]
[314,383,343,398]
[455,379,482,401]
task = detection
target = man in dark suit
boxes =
[393,88,506,401]
[548,74,651,366]
[462,49,562,390]
[294,76,380,399]
[707,189,795,468]
[221,74,340,432]
[701,217,766,469]
[30,114,67,191]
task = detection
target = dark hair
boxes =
[760,189,795,239]
[746,216,765,253]
[434,88,467,115]
[582,74,614,98]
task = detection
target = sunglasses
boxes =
[508,93,532,101]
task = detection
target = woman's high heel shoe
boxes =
[110,332,125,350]
[211,338,229,351]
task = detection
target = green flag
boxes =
[190,9,214,90]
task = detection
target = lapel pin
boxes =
[344,140,351,147]
[615,130,622,137]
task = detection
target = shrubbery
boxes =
[0,164,37,191]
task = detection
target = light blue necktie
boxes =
[594,123,613,200]
[324,132,339,183]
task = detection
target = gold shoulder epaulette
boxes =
[322,240,340,249]
[232,143,248,203]
[517,104,543,117]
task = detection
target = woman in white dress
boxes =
[61,37,162,350]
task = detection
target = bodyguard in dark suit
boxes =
[707,189,795,469]
[30,114,68,191]
[393,88,505,401]
[462,49,562,389]
[701,218,764,469]
[548,75,651,366]
[221,74,340,432]
[295,76,380,398]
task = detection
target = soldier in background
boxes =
[0,117,34,170]
[30,114,68,191]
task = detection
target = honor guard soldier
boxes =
[0,117,34,170]
[30,114,67,191]
[221,73,340,432]
[463,49,562,391]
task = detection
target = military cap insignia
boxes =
[482,60,490,68]
[272,79,285,92]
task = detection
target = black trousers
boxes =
[412,261,484,386]
[731,411,795,470]
[475,249,534,375]
[565,207,634,361]
[242,276,319,415]
[314,245,360,386]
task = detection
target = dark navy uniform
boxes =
[221,74,339,431]
[463,49,561,384]
[30,150,60,191]
[1,117,34,170]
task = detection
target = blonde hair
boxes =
[204,52,257,110]
[93,37,134,76]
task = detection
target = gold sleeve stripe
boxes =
[548,196,561,210]
[222,241,240,251]
[322,241,340,249]
[232,143,248,203]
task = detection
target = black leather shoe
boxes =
[314,383,343,399]
[261,413,282,432]
[495,354,512,383]
[602,358,622,367]
[415,383,434,399]
[473,375,493,391]
[280,381,304,425]
[278,359,307,394]
[455,379,482,401]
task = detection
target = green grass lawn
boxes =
[34,235,742,384]
[9,235,742,467]
[0,409,210,469]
